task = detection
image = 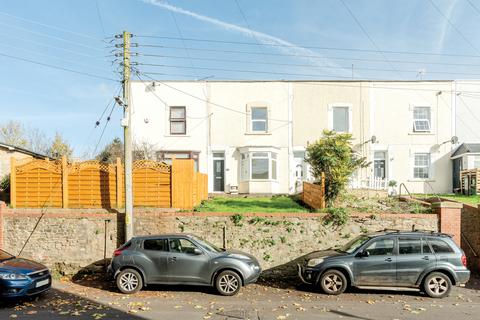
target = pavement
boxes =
[1,274,479,320]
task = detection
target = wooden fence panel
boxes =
[171,159,195,210]
[12,157,208,209]
[14,159,63,208]
[302,174,325,210]
[68,161,117,208]
[133,160,171,207]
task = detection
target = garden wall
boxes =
[0,202,438,274]
[461,204,480,273]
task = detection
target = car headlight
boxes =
[0,272,28,280]
[307,258,324,267]
[247,262,260,270]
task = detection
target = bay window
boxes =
[241,151,278,180]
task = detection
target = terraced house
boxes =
[130,80,462,195]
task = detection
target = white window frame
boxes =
[328,104,353,133]
[413,153,431,179]
[240,151,278,181]
[412,106,432,133]
[169,106,187,135]
[246,102,270,134]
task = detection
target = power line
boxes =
[168,3,200,79]
[0,10,103,41]
[0,21,105,52]
[466,0,480,17]
[134,70,291,122]
[2,32,107,59]
[339,0,403,79]
[138,63,377,79]
[134,35,480,58]
[0,42,112,74]
[94,0,107,38]
[428,0,480,55]
[135,45,480,70]
[0,51,118,82]
[133,54,480,77]
[92,101,117,156]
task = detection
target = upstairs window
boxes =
[413,153,430,179]
[170,106,186,135]
[251,107,268,132]
[332,106,350,132]
[413,106,431,132]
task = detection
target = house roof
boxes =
[451,143,480,158]
[0,142,52,159]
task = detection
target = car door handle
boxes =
[422,256,430,260]
[169,257,177,262]
[385,258,392,262]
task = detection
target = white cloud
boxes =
[140,0,352,78]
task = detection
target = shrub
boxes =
[0,174,9,192]
[230,213,244,226]
[323,207,350,227]
[305,130,368,205]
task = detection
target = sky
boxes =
[1,0,480,157]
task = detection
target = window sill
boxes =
[164,134,191,137]
[245,132,272,136]
[407,179,436,182]
[408,132,435,136]
[241,179,279,182]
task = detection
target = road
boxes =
[1,275,479,320]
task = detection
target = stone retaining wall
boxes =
[0,202,439,274]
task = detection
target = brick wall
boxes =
[461,204,480,273]
[0,204,438,274]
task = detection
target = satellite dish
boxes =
[451,136,458,145]
[371,135,377,144]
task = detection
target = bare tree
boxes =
[0,121,28,147]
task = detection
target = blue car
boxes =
[0,249,51,298]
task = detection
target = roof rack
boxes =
[375,228,452,237]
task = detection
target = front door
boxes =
[167,238,211,284]
[353,237,397,286]
[396,237,436,286]
[213,160,225,192]
[374,151,386,179]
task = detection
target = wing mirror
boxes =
[193,248,203,255]
[356,250,370,258]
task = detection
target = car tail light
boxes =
[113,249,123,257]
[461,254,467,267]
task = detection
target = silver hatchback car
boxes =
[108,234,261,296]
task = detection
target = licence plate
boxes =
[36,279,49,288]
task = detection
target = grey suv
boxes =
[108,234,261,296]
[298,230,470,298]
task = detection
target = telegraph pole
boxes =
[122,31,134,240]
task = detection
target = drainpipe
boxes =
[288,82,294,194]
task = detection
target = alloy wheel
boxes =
[323,274,343,293]
[427,276,448,295]
[119,272,139,292]
[218,274,239,294]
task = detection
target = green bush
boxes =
[305,130,368,206]
[323,207,350,227]
[230,213,244,226]
[0,174,9,192]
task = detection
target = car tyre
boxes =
[319,270,347,295]
[215,270,242,296]
[423,272,452,298]
[116,269,143,294]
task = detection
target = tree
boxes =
[305,130,368,205]
[0,121,28,148]
[26,127,50,155]
[96,137,124,163]
[47,133,73,159]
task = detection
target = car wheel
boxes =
[215,270,242,296]
[423,272,452,298]
[116,269,143,294]
[319,270,347,295]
